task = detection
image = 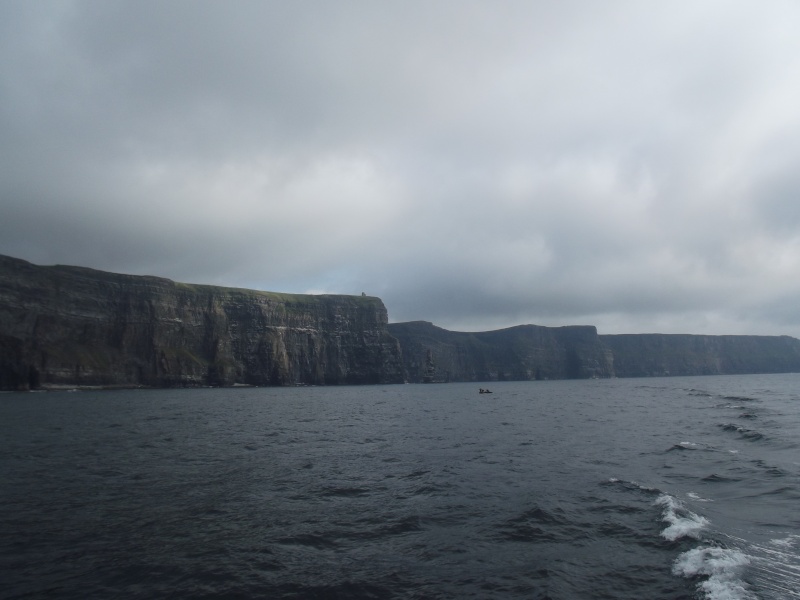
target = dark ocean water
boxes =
[2,375,799,599]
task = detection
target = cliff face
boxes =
[5,254,800,391]
[600,333,800,377]
[389,322,800,383]
[388,321,615,382]
[0,255,406,390]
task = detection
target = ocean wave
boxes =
[672,546,756,600]
[718,423,765,441]
[751,459,788,478]
[691,533,800,600]
[701,474,742,483]
[666,441,724,454]
[605,477,660,495]
[748,534,800,599]
[687,492,714,503]
[768,534,800,549]
[668,441,700,451]
[722,396,760,403]
[687,388,714,397]
[497,505,589,543]
[655,494,709,541]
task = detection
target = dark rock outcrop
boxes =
[600,333,800,377]
[0,255,406,390]
[388,321,615,382]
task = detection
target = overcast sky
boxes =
[2,1,800,336]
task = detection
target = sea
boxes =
[1,374,799,599]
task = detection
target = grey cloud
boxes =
[2,1,800,337]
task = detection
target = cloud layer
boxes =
[3,1,800,336]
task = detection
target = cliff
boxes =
[600,333,800,377]
[4,254,800,391]
[389,322,800,382]
[0,255,406,390]
[388,321,614,382]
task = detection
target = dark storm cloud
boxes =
[2,1,800,336]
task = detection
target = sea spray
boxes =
[672,547,755,600]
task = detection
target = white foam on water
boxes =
[689,533,800,599]
[687,491,714,502]
[747,535,800,599]
[673,547,756,600]
[679,441,699,449]
[768,534,799,550]
[656,493,709,541]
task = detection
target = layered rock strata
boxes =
[389,323,800,382]
[388,321,615,382]
[0,255,405,390]
[4,254,800,390]
[600,333,800,377]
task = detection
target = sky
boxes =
[2,1,800,337]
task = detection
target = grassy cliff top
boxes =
[172,280,381,304]
[1,253,383,307]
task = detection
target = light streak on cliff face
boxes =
[2,1,800,337]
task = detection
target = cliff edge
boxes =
[0,255,406,390]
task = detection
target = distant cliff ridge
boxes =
[2,254,800,391]
[0,255,405,390]
[390,322,800,382]
[388,321,614,382]
[600,333,800,378]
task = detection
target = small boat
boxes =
[479,388,492,394]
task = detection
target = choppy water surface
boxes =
[2,375,799,599]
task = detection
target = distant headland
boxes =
[2,254,799,390]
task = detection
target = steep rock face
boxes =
[388,321,615,382]
[389,322,800,382]
[0,255,406,390]
[600,334,800,377]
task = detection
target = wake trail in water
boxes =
[655,494,709,542]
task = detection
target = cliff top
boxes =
[0,253,383,307]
